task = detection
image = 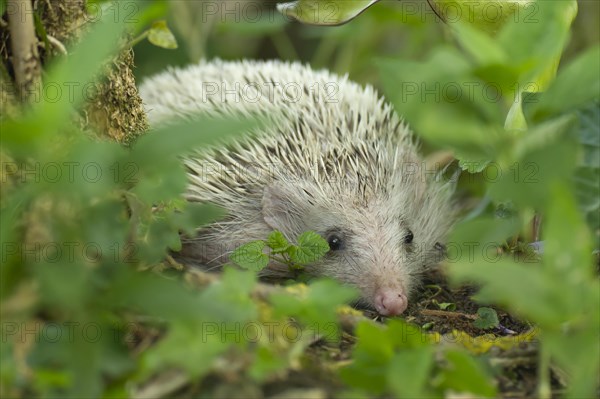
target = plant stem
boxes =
[271,32,299,61]
[128,30,150,48]
[537,344,551,399]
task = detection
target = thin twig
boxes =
[421,308,477,320]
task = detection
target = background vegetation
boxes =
[1,0,598,398]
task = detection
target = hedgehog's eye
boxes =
[434,242,446,252]
[404,230,414,244]
[327,234,344,251]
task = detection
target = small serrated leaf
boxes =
[438,302,456,311]
[473,307,500,329]
[266,231,290,254]
[230,241,269,272]
[148,20,178,49]
[290,231,329,265]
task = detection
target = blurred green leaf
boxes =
[142,320,231,378]
[449,216,520,248]
[231,241,269,272]
[434,349,496,397]
[378,48,506,159]
[198,267,258,322]
[105,269,211,320]
[173,203,225,236]
[449,258,565,325]
[1,9,127,147]
[452,22,507,65]
[248,346,288,382]
[541,183,599,398]
[271,279,356,341]
[497,0,576,89]
[29,322,133,398]
[340,322,394,393]
[387,347,435,398]
[278,0,379,26]
[527,46,600,122]
[431,0,528,36]
[543,183,594,284]
[341,319,438,395]
[148,20,178,49]
[488,114,578,207]
[450,184,596,329]
[131,116,256,161]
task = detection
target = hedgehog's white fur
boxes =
[139,59,453,314]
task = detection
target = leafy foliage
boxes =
[473,307,500,329]
[231,230,330,272]
[341,319,497,397]
[2,0,598,398]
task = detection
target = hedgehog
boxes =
[139,59,453,316]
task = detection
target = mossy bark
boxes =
[0,0,147,143]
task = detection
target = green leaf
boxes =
[449,258,565,326]
[449,216,521,249]
[438,302,456,311]
[387,347,435,399]
[543,183,594,284]
[173,203,226,236]
[148,20,178,49]
[430,0,529,36]
[458,157,489,173]
[527,46,600,122]
[341,319,435,394]
[435,349,496,397]
[378,50,505,158]
[497,0,576,89]
[230,241,269,272]
[105,269,214,320]
[473,307,500,329]
[452,22,507,64]
[277,0,379,26]
[1,6,127,148]
[248,346,288,382]
[129,116,256,203]
[572,101,600,235]
[340,322,394,393]
[132,116,255,162]
[576,101,600,169]
[289,231,329,265]
[198,268,258,322]
[271,279,357,341]
[266,230,291,254]
[544,321,600,399]
[488,114,578,207]
[141,320,231,378]
[29,322,133,398]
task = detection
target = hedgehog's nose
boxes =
[374,291,408,316]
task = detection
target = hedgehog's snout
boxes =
[374,289,408,316]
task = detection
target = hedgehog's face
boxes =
[262,172,451,316]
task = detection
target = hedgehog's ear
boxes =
[262,183,307,235]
